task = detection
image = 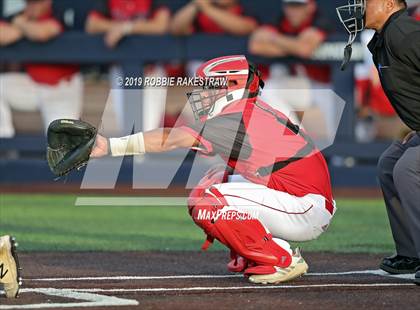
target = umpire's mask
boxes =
[336,0,366,70]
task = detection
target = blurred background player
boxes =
[0,0,82,138]
[170,0,258,77]
[249,0,337,138]
[85,0,170,134]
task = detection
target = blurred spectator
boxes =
[170,0,257,36]
[85,0,170,133]
[248,0,338,138]
[170,0,257,76]
[86,0,169,48]
[249,0,327,58]
[0,0,82,138]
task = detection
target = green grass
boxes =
[0,194,394,253]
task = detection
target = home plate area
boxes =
[1,252,418,310]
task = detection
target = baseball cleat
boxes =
[248,248,308,284]
[0,235,22,298]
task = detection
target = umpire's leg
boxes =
[393,134,420,258]
[377,137,419,257]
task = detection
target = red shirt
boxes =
[25,9,79,85]
[89,0,167,21]
[193,4,255,33]
[181,98,333,202]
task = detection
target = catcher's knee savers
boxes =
[188,186,292,272]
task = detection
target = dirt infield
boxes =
[1,251,418,309]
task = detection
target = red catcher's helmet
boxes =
[188,55,264,122]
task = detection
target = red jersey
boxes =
[24,9,79,85]
[193,4,255,33]
[89,0,167,21]
[181,98,333,203]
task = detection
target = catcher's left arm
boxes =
[91,127,198,158]
[47,119,198,176]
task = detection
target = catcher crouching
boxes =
[50,55,336,284]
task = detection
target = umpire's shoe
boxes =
[380,254,420,274]
[0,236,22,298]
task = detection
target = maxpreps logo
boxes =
[196,209,259,221]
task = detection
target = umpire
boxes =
[338,0,420,285]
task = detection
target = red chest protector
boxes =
[217,97,332,201]
[219,98,314,177]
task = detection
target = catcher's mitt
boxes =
[47,119,97,177]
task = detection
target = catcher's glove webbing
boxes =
[47,119,97,177]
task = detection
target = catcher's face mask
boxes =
[190,55,251,122]
[336,0,366,70]
[187,85,228,122]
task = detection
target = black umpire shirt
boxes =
[368,9,420,131]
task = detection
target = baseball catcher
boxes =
[67,55,335,284]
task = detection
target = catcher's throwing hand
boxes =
[90,134,109,158]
